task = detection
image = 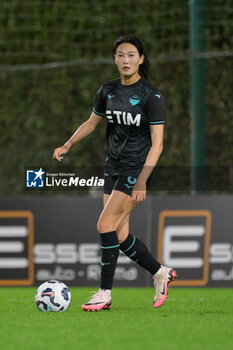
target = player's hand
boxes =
[53,145,70,161]
[131,180,146,205]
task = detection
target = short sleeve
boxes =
[93,86,106,116]
[147,91,165,125]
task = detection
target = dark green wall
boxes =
[0,0,232,194]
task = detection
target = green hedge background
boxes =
[0,0,232,194]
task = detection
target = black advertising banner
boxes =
[151,196,233,287]
[0,195,232,287]
[0,197,148,287]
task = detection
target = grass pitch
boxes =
[0,287,232,350]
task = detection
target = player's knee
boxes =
[97,216,118,233]
[117,231,128,244]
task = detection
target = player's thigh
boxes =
[103,193,110,207]
[117,214,130,243]
[103,193,130,242]
[98,190,134,231]
[103,190,134,216]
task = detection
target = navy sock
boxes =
[120,234,161,275]
[100,231,119,290]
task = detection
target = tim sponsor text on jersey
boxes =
[106,110,141,126]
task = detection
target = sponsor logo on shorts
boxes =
[124,176,137,189]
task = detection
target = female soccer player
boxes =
[53,36,176,311]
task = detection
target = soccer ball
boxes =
[35,280,71,312]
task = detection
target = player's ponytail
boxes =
[112,35,150,80]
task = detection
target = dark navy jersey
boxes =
[93,77,165,176]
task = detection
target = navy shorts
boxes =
[104,174,152,197]
[104,174,137,196]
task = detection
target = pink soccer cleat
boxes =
[82,289,112,312]
[153,266,177,308]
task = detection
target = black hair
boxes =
[112,35,150,80]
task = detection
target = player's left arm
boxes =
[132,124,164,204]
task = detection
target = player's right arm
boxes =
[53,112,103,161]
